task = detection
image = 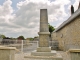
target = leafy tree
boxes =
[48,24,55,38]
[0,34,6,39]
[26,38,34,41]
[30,38,34,41]
[17,35,25,40]
[49,24,55,33]
[34,36,38,38]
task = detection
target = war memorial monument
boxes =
[24,9,63,60]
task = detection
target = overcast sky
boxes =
[0,0,79,38]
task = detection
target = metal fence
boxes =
[0,40,38,53]
[2,39,80,52]
[49,40,59,50]
[0,39,59,53]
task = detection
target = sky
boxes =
[0,0,79,38]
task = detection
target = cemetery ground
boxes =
[0,39,79,60]
[14,42,71,60]
[8,41,69,60]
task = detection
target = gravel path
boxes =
[15,53,24,60]
[57,51,71,60]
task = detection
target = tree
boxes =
[29,38,34,41]
[26,37,34,41]
[0,34,6,39]
[48,24,55,38]
[49,24,55,33]
[34,36,38,38]
[17,35,25,40]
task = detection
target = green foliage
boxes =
[0,34,6,39]
[27,38,34,41]
[49,24,55,33]
[48,24,55,38]
[17,35,25,40]
[29,38,34,41]
[34,36,38,38]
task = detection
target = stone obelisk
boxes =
[38,9,50,47]
[37,9,51,52]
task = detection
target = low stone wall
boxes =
[0,46,17,60]
[68,49,80,60]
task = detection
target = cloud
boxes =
[11,0,71,26]
[0,0,15,26]
[0,0,19,37]
[0,0,77,38]
[73,0,80,11]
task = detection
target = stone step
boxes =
[24,54,63,60]
[31,50,56,56]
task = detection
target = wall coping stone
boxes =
[68,49,80,52]
[0,46,16,49]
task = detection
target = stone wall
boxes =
[51,32,57,40]
[52,15,80,51]
[0,46,16,60]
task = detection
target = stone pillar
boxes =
[0,46,16,60]
[38,9,50,47]
[40,9,49,32]
[37,9,51,52]
[68,49,80,60]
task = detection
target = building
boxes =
[51,3,80,51]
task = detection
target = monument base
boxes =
[37,47,51,52]
[31,50,56,56]
[24,52,63,60]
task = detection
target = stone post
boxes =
[68,49,80,60]
[0,46,16,60]
[21,40,23,53]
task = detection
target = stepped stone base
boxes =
[24,47,63,60]
[37,47,51,52]
[31,50,56,56]
[24,52,63,60]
